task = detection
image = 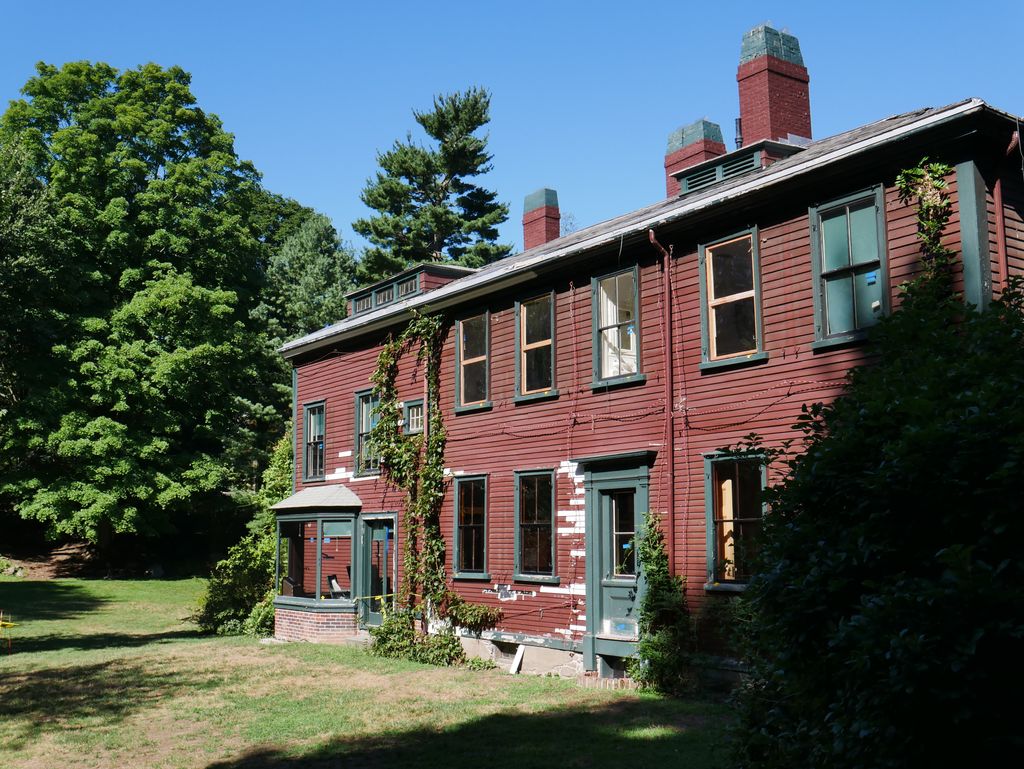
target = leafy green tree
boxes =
[257,212,357,345]
[0,62,288,545]
[733,162,1024,769]
[353,87,511,282]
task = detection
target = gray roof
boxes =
[271,484,363,511]
[281,98,1007,360]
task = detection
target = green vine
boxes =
[896,157,955,280]
[367,310,500,654]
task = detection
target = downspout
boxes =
[648,230,676,574]
[994,129,1021,291]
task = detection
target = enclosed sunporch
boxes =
[271,486,397,642]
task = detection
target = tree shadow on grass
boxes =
[207,696,727,769]
[8,628,203,655]
[0,580,108,621]
[1,657,218,751]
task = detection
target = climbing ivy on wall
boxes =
[367,311,500,660]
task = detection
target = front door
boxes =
[360,516,396,626]
[579,452,652,671]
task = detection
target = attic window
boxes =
[354,295,372,314]
[375,286,394,305]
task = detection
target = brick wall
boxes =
[274,606,358,643]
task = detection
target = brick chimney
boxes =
[523,188,560,250]
[664,119,727,196]
[737,24,811,146]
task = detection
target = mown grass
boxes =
[0,577,729,768]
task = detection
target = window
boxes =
[375,286,394,306]
[303,402,325,481]
[353,294,372,314]
[705,455,764,585]
[454,477,487,576]
[354,391,380,475]
[810,187,887,342]
[516,471,555,578]
[457,313,489,408]
[699,231,763,362]
[516,294,555,396]
[397,276,418,297]
[593,268,640,382]
[403,400,424,434]
[609,490,636,577]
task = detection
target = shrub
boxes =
[628,509,695,693]
[368,608,467,666]
[733,272,1024,765]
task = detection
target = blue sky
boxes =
[3,1,1022,253]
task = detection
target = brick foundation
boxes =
[274,605,359,643]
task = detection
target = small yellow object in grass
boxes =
[0,609,17,654]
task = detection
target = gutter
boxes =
[282,99,989,360]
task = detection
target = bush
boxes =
[628,509,695,694]
[733,269,1024,768]
[193,426,291,635]
[368,609,467,666]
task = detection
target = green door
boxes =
[361,516,396,626]
[578,452,652,671]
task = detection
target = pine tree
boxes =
[353,88,511,282]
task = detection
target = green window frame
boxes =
[591,266,644,388]
[698,229,767,369]
[455,311,491,412]
[302,401,325,482]
[514,470,557,582]
[453,476,488,578]
[514,292,558,401]
[704,453,766,589]
[810,186,889,347]
[354,389,380,476]
[402,399,424,434]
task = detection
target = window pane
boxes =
[736,461,763,519]
[854,267,883,329]
[462,315,486,359]
[535,528,552,573]
[459,480,485,526]
[462,360,487,403]
[524,296,551,345]
[713,298,757,356]
[849,203,879,265]
[825,275,855,335]
[406,404,423,433]
[601,327,621,378]
[599,275,619,326]
[821,210,850,272]
[710,237,753,297]
[612,491,635,576]
[616,272,635,322]
[525,345,552,392]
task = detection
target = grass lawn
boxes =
[0,577,730,768]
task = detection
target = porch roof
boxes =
[271,484,363,511]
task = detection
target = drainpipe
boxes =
[648,230,676,574]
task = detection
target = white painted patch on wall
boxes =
[325,467,352,481]
[539,582,586,596]
[569,624,587,633]
[569,549,585,558]
[337,450,353,458]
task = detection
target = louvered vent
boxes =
[680,151,760,196]
[682,166,720,193]
[722,152,758,179]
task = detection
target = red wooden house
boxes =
[271,24,1024,677]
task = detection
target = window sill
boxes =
[352,470,380,479]
[703,581,749,593]
[512,389,560,405]
[513,574,560,585]
[602,576,638,587]
[453,572,491,581]
[810,331,869,352]
[454,401,493,415]
[302,476,326,483]
[589,373,647,392]
[699,351,769,373]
